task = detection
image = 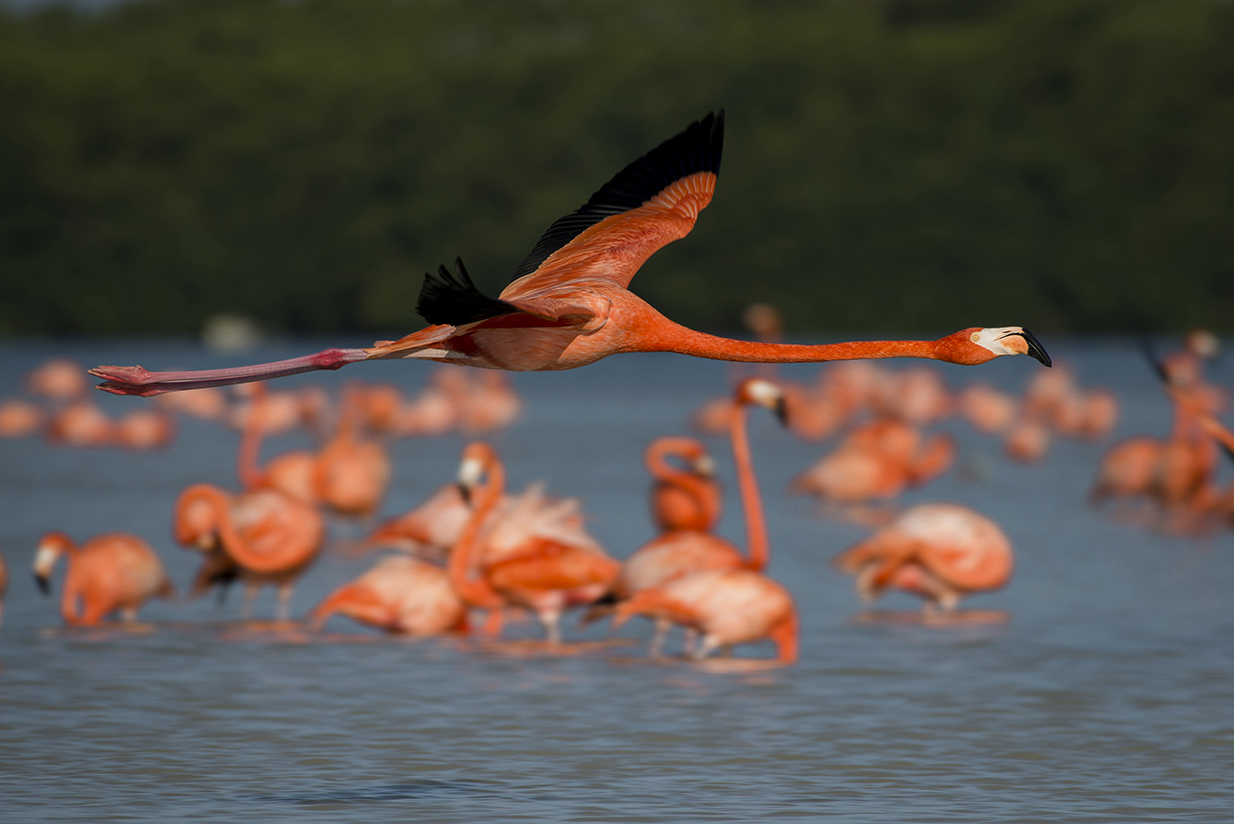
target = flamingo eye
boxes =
[971,332,981,343]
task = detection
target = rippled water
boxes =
[1,337,1231,822]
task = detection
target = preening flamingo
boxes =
[91,111,1050,397]
[614,569,798,664]
[449,442,619,643]
[607,379,787,655]
[833,503,1014,611]
[646,436,722,533]
[174,483,325,620]
[310,555,467,635]
[33,532,174,626]
[367,483,473,561]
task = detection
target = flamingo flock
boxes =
[43,110,1234,670]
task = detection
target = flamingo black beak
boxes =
[773,396,788,427]
[1004,329,1052,368]
[35,573,51,595]
[457,482,472,506]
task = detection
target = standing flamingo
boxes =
[312,388,391,518]
[174,483,325,620]
[236,383,320,506]
[449,442,619,644]
[91,112,1050,397]
[310,555,467,635]
[33,532,175,626]
[646,436,723,533]
[608,378,794,657]
[833,503,1014,611]
[367,483,474,561]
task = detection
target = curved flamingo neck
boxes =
[237,397,267,490]
[729,401,769,571]
[449,453,507,609]
[637,320,963,365]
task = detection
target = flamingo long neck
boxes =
[729,401,769,571]
[236,393,268,490]
[638,321,950,365]
[448,460,507,610]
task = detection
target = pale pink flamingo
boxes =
[957,383,1019,435]
[91,112,1049,396]
[609,379,787,654]
[833,503,1014,611]
[34,532,174,626]
[614,568,798,664]
[174,483,325,620]
[449,442,619,643]
[366,483,474,561]
[310,555,467,635]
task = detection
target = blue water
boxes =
[0,337,1231,822]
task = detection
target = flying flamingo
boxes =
[832,503,1014,611]
[310,555,467,635]
[174,483,325,620]
[605,379,788,655]
[33,532,175,626]
[646,436,723,533]
[449,441,620,644]
[91,112,1050,397]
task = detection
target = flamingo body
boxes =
[311,555,466,634]
[34,532,174,626]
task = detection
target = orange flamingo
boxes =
[27,358,88,402]
[310,555,467,635]
[114,407,176,450]
[174,483,325,620]
[614,568,798,664]
[92,112,1050,396]
[833,503,1014,611]
[33,532,174,626]
[311,388,391,518]
[646,436,722,533]
[0,399,45,438]
[46,401,114,447]
[236,383,319,505]
[609,379,787,654]
[449,442,619,643]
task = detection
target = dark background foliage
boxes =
[1,0,1231,336]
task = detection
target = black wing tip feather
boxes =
[416,257,515,326]
[510,109,726,282]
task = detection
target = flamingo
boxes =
[27,357,88,402]
[833,503,1014,611]
[646,436,723,533]
[311,388,391,518]
[91,112,1050,397]
[113,407,176,450]
[46,401,113,447]
[174,483,325,620]
[607,378,788,655]
[310,555,467,635]
[449,442,619,643]
[613,569,798,664]
[0,399,45,438]
[33,532,175,626]
[236,384,320,506]
[366,483,473,561]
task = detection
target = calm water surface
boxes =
[1,338,1231,822]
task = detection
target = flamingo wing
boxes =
[412,111,724,330]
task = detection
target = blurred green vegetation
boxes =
[1,0,1231,336]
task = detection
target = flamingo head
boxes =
[33,531,73,594]
[173,484,225,549]
[946,327,1052,367]
[735,378,787,425]
[457,441,499,504]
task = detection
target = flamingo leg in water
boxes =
[276,583,294,622]
[648,617,671,658]
[241,584,259,620]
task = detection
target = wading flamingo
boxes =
[91,112,1050,396]
[174,484,325,620]
[614,568,798,664]
[450,442,619,644]
[0,399,44,438]
[236,383,319,506]
[310,555,467,635]
[647,436,723,533]
[605,379,788,655]
[833,503,1014,611]
[311,387,391,518]
[367,483,473,561]
[33,532,174,626]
